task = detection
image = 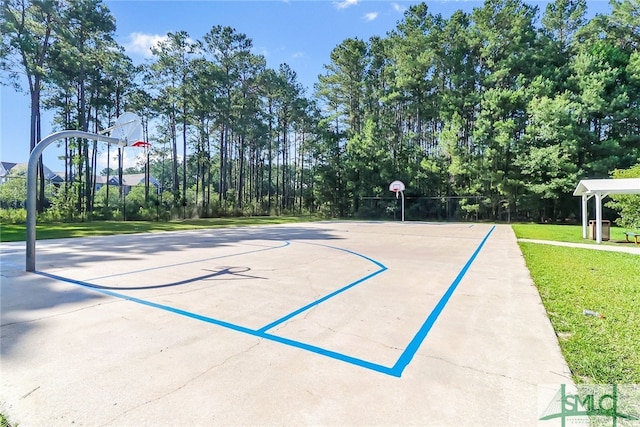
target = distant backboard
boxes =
[389,180,405,193]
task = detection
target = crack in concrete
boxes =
[20,386,40,399]
[420,353,538,386]
[311,319,403,351]
[100,340,263,426]
[1,300,122,327]
[305,272,321,299]
[151,283,216,298]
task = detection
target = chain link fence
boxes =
[357,196,509,222]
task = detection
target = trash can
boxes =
[588,219,610,241]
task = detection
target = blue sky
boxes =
[1,0,612,171]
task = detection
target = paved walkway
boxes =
[518,238,640,255]
[1,223,575,426]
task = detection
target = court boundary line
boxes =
[34,225,495,378]
[392,225,495,374]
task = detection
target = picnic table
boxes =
[624,231,640,245]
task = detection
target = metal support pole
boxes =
[401,191,405,222]
[581,194,589,239]
[27,131,121,272]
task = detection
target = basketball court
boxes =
[1,221,572,425]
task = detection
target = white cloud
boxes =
[391,2,406,13]
[291,51,305,59]
[334,0,358,9]
[253,46,270,58]
[364,12,378,21]
[96,146,147,171]
[124,32,168,58]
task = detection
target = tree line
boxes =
[2,0,639,222]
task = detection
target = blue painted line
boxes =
[35,270,396,376]
[259,332,396,376]
[86,241,290,281]
[300,241,387,270]
[258,267,387,333]
[258,241,387,333]
[390,225,496,377]
[37,271,260,332]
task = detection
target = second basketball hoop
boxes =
[389,180,406,221]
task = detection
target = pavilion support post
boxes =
[581,194,588,239]
[595,193,603,243]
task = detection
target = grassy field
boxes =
[512,223,634,245]
[514,224,640,384]
[0,216,318,243]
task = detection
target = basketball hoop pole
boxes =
[389,180,406,222]
[26,130,122,272]
[26,112,148,271]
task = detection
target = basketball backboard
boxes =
[389,180,405,193]
[110,112,149,147]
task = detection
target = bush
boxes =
[0,208,27,224]
[355,204,384,219]
[49,184,81,220]
[38,209,65,222]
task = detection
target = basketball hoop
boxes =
[100,112,150,147]
[389,180,405,193]
[388,180,406,221]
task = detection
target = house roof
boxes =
[2,161,159,187]
[120,173,146,186]
[97,173,159,187]
[95,175,119,185]
[0,161,63,182]
[573,178,640,197]
[1,161,17,175]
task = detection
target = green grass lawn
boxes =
[514,225,640,384]
[0,216,319,242]
[512,223,634,245]
[0,413,11,427]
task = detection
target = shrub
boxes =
[0,208,27,224]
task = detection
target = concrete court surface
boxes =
[1,222,574,426]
